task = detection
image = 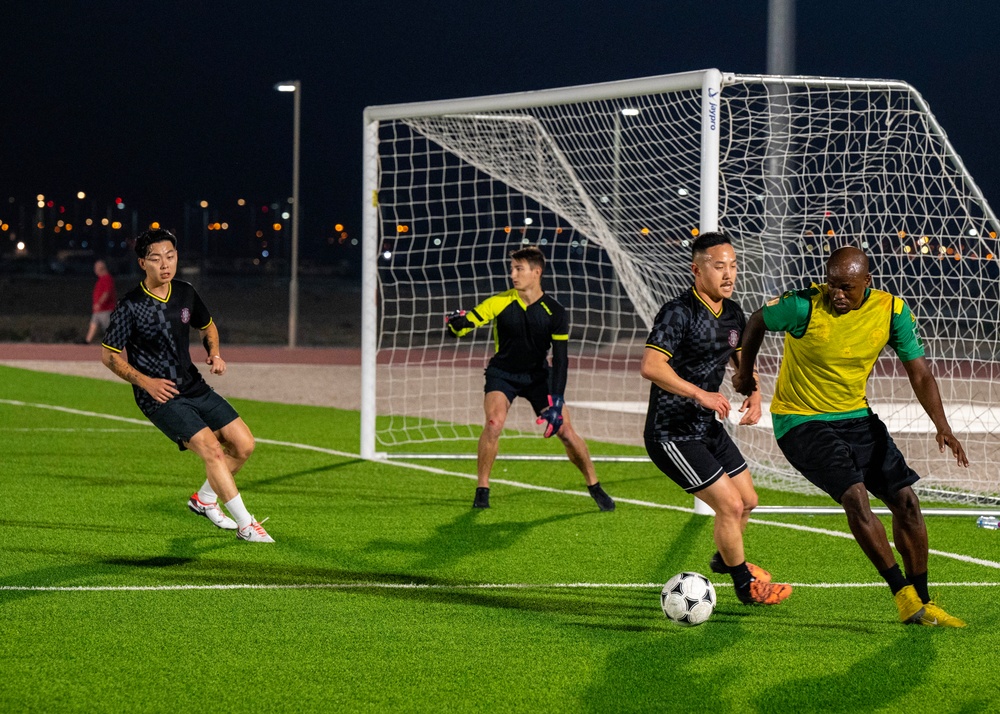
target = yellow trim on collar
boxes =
[692,287,722,318]
[141,281,171,303]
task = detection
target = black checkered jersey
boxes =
[102,280,213,416]
[644,287,747,441]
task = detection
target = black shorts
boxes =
[777,414,919,503]
[484,365,550,416]
[147,390,240,451]
[645,421,749,494]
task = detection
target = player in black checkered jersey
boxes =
[101,229,273,543]
[640,231,790,605]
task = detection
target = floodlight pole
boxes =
[767,0,796,74]
[275,80,301,348]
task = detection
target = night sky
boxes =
[4,1,999,268]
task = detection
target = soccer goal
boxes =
[361,68,1000,508]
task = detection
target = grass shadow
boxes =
[364,506,591,571]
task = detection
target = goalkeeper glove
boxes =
[445,309,467,337]
[536,395,564,438]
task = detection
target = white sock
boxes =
[224,494,253,529]
[197,481,218,504]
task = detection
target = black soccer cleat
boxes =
[473,487,490,509]
[709,551,728,575]
[588,483,615,511]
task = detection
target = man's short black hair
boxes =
[691,231,733,260]
[509,245,545,271]
[135,228,177,259]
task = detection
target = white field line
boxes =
[0,427,149,433]
[2,581,999,593]
[572,400,1000,434]
[4,399,1000,574]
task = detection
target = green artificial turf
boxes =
[1,365,998,712]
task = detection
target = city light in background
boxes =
[0,192,355,275]
[5,188,995,277]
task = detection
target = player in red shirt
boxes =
[85,260,117,344]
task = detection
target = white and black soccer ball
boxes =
[660,571,716,626]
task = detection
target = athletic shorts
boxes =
[776,414,919,503]
[483,365,550,416]
[645,420,749,494]
[91,311,112,330]
[147,390,240,451]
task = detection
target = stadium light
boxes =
[274,79,301,348]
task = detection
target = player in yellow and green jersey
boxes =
[446,245,615,512]
[734,246,968,627]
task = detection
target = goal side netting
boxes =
[361,69,1000,505]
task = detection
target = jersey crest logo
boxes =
[180,307,191,324]
[728,329,739,347]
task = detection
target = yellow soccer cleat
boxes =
[893,584,925,624]
[915,601,967,628]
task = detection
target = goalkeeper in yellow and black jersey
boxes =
[446,245,615,512]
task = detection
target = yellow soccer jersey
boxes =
[762,284,924,438]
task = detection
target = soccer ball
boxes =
[660,571,716,626]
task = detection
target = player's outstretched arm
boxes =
[200,322,226,375]
[902,356,969,467]
[101,347,178,404]
[732,309,767,396]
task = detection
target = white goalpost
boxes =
[361,68,1000,510]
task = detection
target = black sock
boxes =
[908,571,930,603]
[878,564,909,595]
[730,562,753,592]
[587,483,602,494]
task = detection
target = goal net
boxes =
[361,69,1000,505]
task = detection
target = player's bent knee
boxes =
[187,434,227,464]
[888,487,921,518]
[230,438,254,463]
[841,485,878,521]
[712,495,744,522]
[234,432,255,457]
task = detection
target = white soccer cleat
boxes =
[237,517,275,543]
[188,493,238,530]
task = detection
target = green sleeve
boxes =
[761,289,812,337]
[888,298,925,362]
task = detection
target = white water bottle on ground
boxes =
[976,516,999,530]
